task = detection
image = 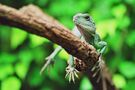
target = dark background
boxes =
[0,0,135,90]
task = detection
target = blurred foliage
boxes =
[0,0,135,90]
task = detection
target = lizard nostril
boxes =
[73,18,77,22]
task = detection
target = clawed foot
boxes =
[40,56,54,75]
[91,54,105,82]
[65,65,79,83]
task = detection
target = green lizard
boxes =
[40,13,107,83]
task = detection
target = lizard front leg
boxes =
[40,46,62,74]
[65,55,79,83]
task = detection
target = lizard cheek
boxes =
[74,20,81,25]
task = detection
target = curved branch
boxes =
[0,4,116,90]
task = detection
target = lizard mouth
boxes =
[73,18,81,26]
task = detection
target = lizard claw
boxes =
[65,65,79,83]
[40,56,54,75]
[91,54,104,72]
[97,54,105,71]
[91,55,104,82]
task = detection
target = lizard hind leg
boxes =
[91,40,107,82]
[91,54,105,83]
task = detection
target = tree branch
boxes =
[0,4,116,90]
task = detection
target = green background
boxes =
[0,0,135,90]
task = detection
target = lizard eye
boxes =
[84,16,90,21]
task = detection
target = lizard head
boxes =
[73,13,96,35]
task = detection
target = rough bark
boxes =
[0,4,117,90]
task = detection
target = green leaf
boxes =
[59,17,73,29]
[76,0,91,12]
[0,53,16,63]
[117,16,130,29]
[1,76,21,90]
[48,67,61,82]
[0,26,10,39]
[96,19,117,37]
[124,0,135,6]
[113,74,126,89]
[91,0,112,20]
[107,32,122,52]
[126,30,135,47]
[79,77,92,90]
[108,56,124,71]
[124,80,135,90]
[118,61,135,78]
[15,62,29,79]
[28,68,43,86]
[55,57,66,73]
[11,28,27,49]
[58,49,69,60]
[49,0,90,18]
[18,49,33,64]
[111,4,126,18]
[0,65,14,80]
[29,34,49,47]
[32,47,45,63]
